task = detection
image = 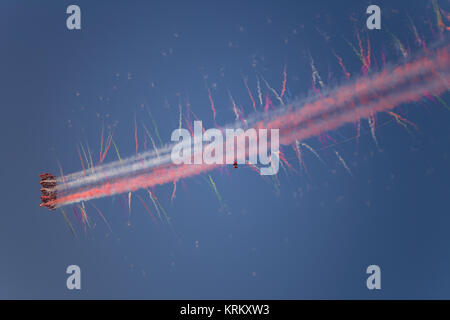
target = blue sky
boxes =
[0,0,449,299]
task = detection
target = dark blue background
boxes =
[1,0,449,299]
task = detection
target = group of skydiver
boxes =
[39,173,57,210]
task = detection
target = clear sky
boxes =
[0,0,450,299]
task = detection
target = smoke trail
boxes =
[368,115,379,149]
[263,78,285,107]
[44,45,450,209]
[334,150,352,177]
[256,76,263,106]
[300,142,326,165]
[243,76,257,112]
[280,64,287,98]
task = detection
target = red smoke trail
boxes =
[99,122,104,163]
[136,194,157,222]
[134,113,138,155]
[171,180,177,203]
[280,64,287,98]
[332,49,351,79]
[243,76,257,112]
[100,133,113,163]
[48,47,449,208]
[208,88,217,121]
[76,145,86,177]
